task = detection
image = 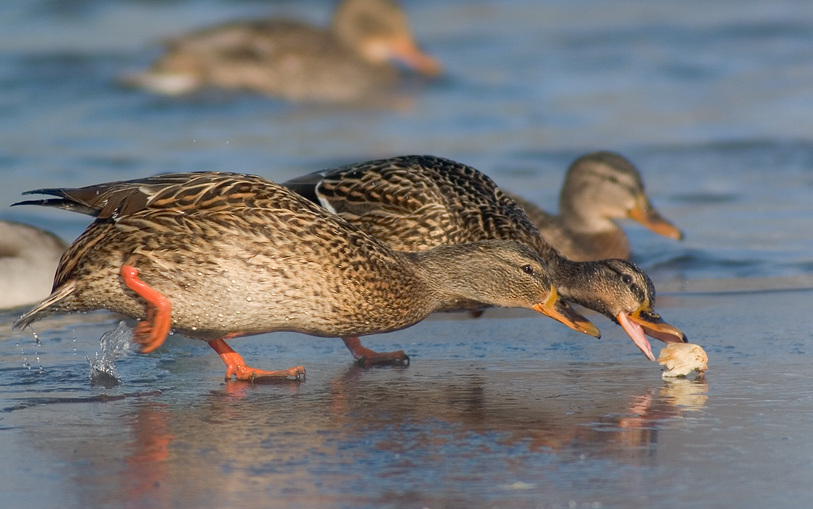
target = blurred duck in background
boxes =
[0,220,66,309]
[124,0,441,103]
[505,151,683,261]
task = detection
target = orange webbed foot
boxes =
[121,265,172,353]
[209,338,305,382]
[342,337,410,367]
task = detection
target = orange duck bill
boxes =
[386,36,442,76]
[533,286,601,338]
[616,306,687,361]
[627,194,684,240]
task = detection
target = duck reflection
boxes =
[109,365,708,505]
[125,403,173,509]
[19,363,707,507]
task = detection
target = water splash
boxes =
[87,321,134,387]
[17,329,44,372]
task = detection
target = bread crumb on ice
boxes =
[658,343,708,378]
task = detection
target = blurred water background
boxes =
[1,1,812,508]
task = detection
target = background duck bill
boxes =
[389,38,442,76]
[627,198,684,240]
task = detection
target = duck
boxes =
[504,151,683,261]
[0,220,67,309]
[284,155,688,362]
[123,0,441,103]
[12,172,599,381]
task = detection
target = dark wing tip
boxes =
[12,198,100,216]
[282,170,326,205]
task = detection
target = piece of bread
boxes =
[658,343,708,378]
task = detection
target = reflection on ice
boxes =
[659,378,709,411]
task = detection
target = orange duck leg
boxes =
[121,265,172,353]
[209,337,305,381]
[342,336,409,366]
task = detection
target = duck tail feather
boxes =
[14,282,77,330]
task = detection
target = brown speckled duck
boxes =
[506,151,683,261]
[124,0,441,102]
[12,172,598,380]
[284,155,687,362]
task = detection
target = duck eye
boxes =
[522,265,534,275]
[622,274,633,285]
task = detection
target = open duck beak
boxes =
[617,306,687,361]
[533,286,601,338]
[627,194,683,240]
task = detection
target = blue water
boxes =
[1,1,812,508]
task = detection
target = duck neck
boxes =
[405,242,516,310]
[534,249,614,319]
[557,196,629,259]
[559,195,620,235]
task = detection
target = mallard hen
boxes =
[124,0,440,102]
[285,155,687,362]
[12,172,597,380]
[505,151,683,261]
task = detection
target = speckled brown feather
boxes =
[287,156,560,259]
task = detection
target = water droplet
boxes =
[246,296,253,302]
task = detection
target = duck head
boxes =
[558,258,687,361]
